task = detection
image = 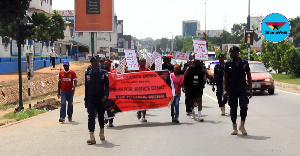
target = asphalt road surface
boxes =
[0,85,299,156]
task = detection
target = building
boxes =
[182,20,200,37]
[28,0,53,16]
[197,30,224,38]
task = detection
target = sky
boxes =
[52,0,300,40]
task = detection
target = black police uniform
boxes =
[162,63,174,72]
[188,64,205,98]
[85,67,109,132]
[182,63,192,114]
[214,63,228,108]
[224,58,250,124]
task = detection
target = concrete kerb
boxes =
[274,81,300,91]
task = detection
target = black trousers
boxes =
[50,57,55,68]
[185,92,192,113]
[228,88,249,124]
[87,100,105,132]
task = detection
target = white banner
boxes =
[193,39,208,61]
[155,57,162,71]
[175,52,190,60]
[124,49,139,70]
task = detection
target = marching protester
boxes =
[223,46,252,135]
[58,60,77,123]
[137,58,150,122]
[162,56,174,72]
[50,48,57,69]
[85,56,109,144]
[103,59,117,127]
[182,60,193,116]
[170,65,184,123]
[212,54,228,116]
[184,60,209,122]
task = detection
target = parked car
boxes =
[248,61,275,94]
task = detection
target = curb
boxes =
[274,81,300,91]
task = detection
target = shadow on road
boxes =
[109,122,194,130]
[237,135,271,140]
[202,120,224,124]
[63,121,80,125]
[95,140,120,148]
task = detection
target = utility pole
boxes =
[247,0,251,61]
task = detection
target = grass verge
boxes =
[271,73,300,85]
[0,104,16,110]
[1,109,47,121]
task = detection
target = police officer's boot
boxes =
[239,121,247,135]
[87,132,96,145]
[99,128,105,140]
[231,124,238,135]
[221,106,225,116]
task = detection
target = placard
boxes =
[193,39,208,61]
[124,49,139,70]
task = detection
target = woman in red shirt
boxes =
[170,65,184,123]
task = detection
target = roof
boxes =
[71,41,89,48]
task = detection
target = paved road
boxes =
[0,85,299,156]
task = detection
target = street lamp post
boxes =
[247,0,251,61]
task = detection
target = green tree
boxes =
[289,16,300,47]
[160,38,169,52]
[284,48,300,77]
[49,10,66,42]
[31,12,52,41]
[0,0,31,38]
[231,23,247,44]
[174,37,183,51]
[181,36,193,52]
[152,46,155,52]
[220,30,233,44]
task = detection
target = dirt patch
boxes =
[33,98,60,110]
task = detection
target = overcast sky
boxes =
[52,0,299,40]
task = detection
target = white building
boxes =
[28,0,53,16]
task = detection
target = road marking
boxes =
[275,89,300,96]
[203,93,230,108]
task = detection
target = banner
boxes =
[193,39,208,61]
[124,49,139,70]
[108,71,174,112]
[175,52,190,60]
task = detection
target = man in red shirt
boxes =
[58,60,77,123]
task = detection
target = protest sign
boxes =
[124,49,139,70]
[175,52,190,60]
[193,39,208,61]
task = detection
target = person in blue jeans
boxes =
[170,65,184,123]
[58,60,77,123]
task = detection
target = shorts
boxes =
[189,87,204,98]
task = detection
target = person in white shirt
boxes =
[50,48,57,68]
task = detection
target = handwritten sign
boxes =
[193,39,208,61]
[175,52,190,60]
[124,49,139,70]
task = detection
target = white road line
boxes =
[275,89,300,96]
[203,93,230,108]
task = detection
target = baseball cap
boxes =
[218,54,225,58]
[63,60,69,66]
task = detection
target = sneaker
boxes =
[109,123,114,127]
[186,112,192,116]
[68,118,72,122]
[141,118,147,122]
[196,116,204,122]
[191,113,195,119]
[59,118,65,123]
[175,118,179,123]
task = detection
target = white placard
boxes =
[175,52,190,60]
[195,54,209,61]
[193,39,208,61]
[116,66,125,74]
[124,49,139,70]
[152,51,161,59]
[155,57,162,71]
[119,58,127,67]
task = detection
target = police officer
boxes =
[184,60,209,121]
[223,46,252,135]
[212,54,227,116]
[85,56,109,144]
